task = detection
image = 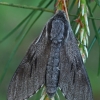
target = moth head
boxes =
[50,19,64,42]
[46,10,70,43]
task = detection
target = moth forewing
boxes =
[58,13,93,100]
[7,26,50,100]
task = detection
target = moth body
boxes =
[8,11,93,100]
[46,19,64,98]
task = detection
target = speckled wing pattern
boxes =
[8,10,93,100]
[7,26,51,100]
[58,15,93,100]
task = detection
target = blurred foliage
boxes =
[0,0,100,100]
[95,0,100,6]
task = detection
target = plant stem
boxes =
[0,2,100,21]
[88,16,100,20]
[69,14,100,20]
[0,2,54,13]
[86,0,100,44]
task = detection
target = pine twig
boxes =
[0,2,100,21]
[0,2,54,13]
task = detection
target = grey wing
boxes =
[59,27,93,100]
[8,27,50,100]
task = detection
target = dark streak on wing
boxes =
[73,71,75,84]
[58,11,93,100]
[7,26,51,100]
[34,58,37,69]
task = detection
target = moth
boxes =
[8,10,93,100]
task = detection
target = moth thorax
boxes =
[50,20,64,43]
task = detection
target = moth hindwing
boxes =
[8,10,93,100]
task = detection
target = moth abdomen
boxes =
[46,86,57,98]
[46,43,62,97]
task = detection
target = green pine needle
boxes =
[0,0,53,85]
[0,11,33,43]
